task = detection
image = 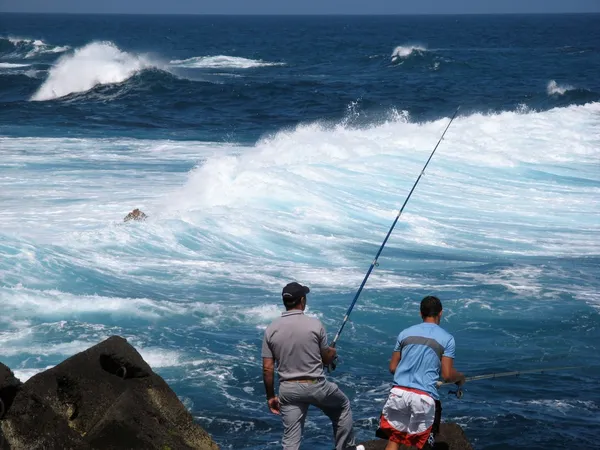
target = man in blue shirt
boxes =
[376,296,465,449]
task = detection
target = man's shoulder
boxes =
[434,324,454,337]
[264,313,323,332]
[430,324,455,346]
[401,323,454,341]
[264,316,283,334]
[294,313,324,330]
[401,323,429,336]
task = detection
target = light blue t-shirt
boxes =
[392,322,456,400]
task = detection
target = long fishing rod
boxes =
[328,106,461,371]
[436,365,584,398]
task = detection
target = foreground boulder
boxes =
[358,423,473,450]
[0,363,21,418]
[0,336,219,450]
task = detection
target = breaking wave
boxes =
[547,80,575,95]
[0,62,30,68]
[170,55,285,69]
[31,41,158,101]
[0,36,70,58]
[391,44,427,62]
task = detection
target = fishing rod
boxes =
[328,106,461,371]
[436,365,584,399]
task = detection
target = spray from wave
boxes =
[547,80,575,96]
[31,41,158,101]
[391,44,427,62]
[169,55,284,69]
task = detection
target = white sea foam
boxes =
[505,398,599,414]
[167,103,600,261]
[0,286,181,320]
[137,347,181,368]
[0,339,95,358]
[1,104,599,335]
[391,44,427,61]
[1,104,598,300]
[170,55,284,69]
[547,80,575,95]
[2,36,70,58]
[31,41,157,101]
[26,44,71,58]
[12,366,55,382]
[0,62,30,68]
[454,266,544,295]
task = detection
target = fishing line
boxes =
[436,365,585,398]
[328,106,461,370]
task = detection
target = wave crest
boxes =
[0,62,30,68]
[547,80,575,96]
[31,41,157,101]
[0,36,70,58]
[169,55,284,69]
[391,44,427,62]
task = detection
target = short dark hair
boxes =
[420,295,442,317]
[283,298,301,308]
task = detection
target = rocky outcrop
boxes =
[358,423,473,449]
[0,336,219,450]
[1,337,473,450]
[123,209,148,222]
[0,363,21,419]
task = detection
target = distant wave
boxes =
[31,41,158,101]
[547,80,575,96]
[1,36,70,58]
[0,62,30,68]
[169,55,285,69]
[391,44,427,62]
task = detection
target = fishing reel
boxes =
[448,388,464,399]
[327,356,338,373]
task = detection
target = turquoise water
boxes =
[1,13,599,449]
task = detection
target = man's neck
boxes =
[423,317,439,325]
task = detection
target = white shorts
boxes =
[377,386,436,449]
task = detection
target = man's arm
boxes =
[262,357,280,414]
[262,357,276,398]
[441,336,465,385]
[389,351,401,374]
[441,356,465,385]
[318,324,337,365]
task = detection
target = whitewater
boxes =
[1,13,600,450]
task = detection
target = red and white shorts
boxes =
[378,386,435,449]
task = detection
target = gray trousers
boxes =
[278,379,355,450]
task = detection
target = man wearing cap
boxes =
[376,295,465,450]
[261,282,358,450]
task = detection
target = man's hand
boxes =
[455,373,466,387]
[320,346,337,366]
[267,396,281,415]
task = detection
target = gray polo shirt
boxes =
[261,310,328,381]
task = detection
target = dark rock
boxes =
[0,336,219,450]
[1,383,91,450]
[0,363,22,419]
[124,209,148,222]
[357,423,473,450]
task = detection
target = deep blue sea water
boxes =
[1,13,600,450]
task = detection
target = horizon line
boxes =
[1,11,599,16]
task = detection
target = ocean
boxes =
[1,12,599,449]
